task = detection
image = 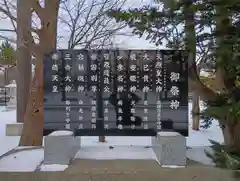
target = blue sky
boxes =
[0,0,162,49]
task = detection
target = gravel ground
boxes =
[0,159,238,181]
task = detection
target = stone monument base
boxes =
[44,131,81,165]
[152,132,186,166]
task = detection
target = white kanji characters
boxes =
[104,86,110,92]
[117,75,124,82]
[117,55,123,60]
[78,100,83,105]
[78,124,83,129]
[52,53,59,61]
[144,108,148,113]
[130,86,137,92]
[52,85,58,92]
[65,75,71,82]
[104,100,109,105]
[104,70,110,76]
[143,75,149,82]
[131,124,135,129]
[117,86,124,92]
[155,61,162,69]
[156,70,161,77]
[156,78,162,84]
[65,118,70,123]
[51,64,58,71]
[144,101,148,105]
[77,53,84,61]
[63,53,71,60]
[78,85,84,92]
[130,75,136,82]
[118,124,123,129]
[65,64,71,71]
[130,64,137,71]
[52,75,58,81]
[91,100,96,105]
[92,112,96,118]
[92,124,96,129]
[170,100,180,109]
[156,124,161,129]
[130,108,136,113]
[78,64,84,71]
[91,75,98,82]
[104,124,109,129]
[65,85,72,92]
[130,53,136,60]
[91,106,96,111]
[104,53,109,60]
[130,116,135,122]
[65,100,71,105]
[131,100,136,106]
[143,124,148,129]
[90,64,97,71]
[170,72,180,82]
[78,108,83,113]
[65,124,70,129]
[117,64,124,71]
[77,76,84,82]
[104,116,109,121]
[78,116,83,120]
[91,85,97,92]
[143,86,150,92]
[170,86,179,96]
[143,53,149,60]
[65,106,70,111]
[104,61,110,69]
[66,112,70,117]
[143,116,148,121]
[156,53,162,60]
[104,78,109,84]
[117,100,123,105]
[156,86,162,92]
[143,64,149,71]
[118,108,123,113]
[118,116,123,121]
[104,108,108,113]
[91,53,97,60]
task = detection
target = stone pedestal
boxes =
[152,132,186,166]
[6,123,23,136]
[44,131,81,165]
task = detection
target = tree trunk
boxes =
[192,91,200,130]
[16,0,32,123]
[221,121,240,152]
[19,0,60,146]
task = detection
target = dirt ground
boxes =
[0,159,238,181]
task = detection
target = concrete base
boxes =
[6,123,23,136]
[152,132,186,166]
[44,131,81,165]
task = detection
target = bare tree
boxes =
[0,0,32,123]
[59,0,129,49]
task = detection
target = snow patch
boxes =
[0,149,44,172]
[40,164,68,171]
[161,165,186,168]
[49,130,73,136]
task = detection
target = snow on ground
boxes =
[0,107,20,156]
[0,149,43,172]
[40,164,68,171]
[0,101,224,171]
